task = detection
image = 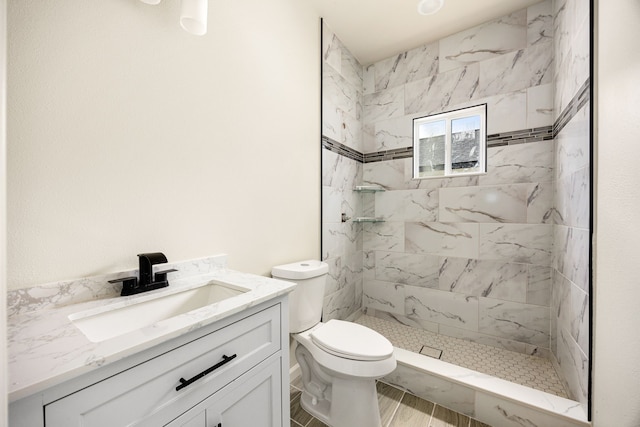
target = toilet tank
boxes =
[271,260,328,333]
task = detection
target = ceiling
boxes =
[309,0,544,65]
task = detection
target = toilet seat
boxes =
[310,319,393,361]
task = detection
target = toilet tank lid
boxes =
[271,260,329,280]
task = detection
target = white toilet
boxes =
[272,260,396,427]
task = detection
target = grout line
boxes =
[384,388,405,427]
[426,401,436,427]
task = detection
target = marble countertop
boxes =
[7,255,296,402]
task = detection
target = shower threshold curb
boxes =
[387,347,589,427]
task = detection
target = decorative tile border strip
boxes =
[486,126,553,148]
[363,147,413,163]
[322,136,364,163]
[553,78,590,137]
[322,79,590,164]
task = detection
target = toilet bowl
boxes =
[272,260,396,427]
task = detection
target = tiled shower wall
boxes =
[321,21,365,322]
[360,1,556,355]
[551,0,590,410]
[321,0,590,409]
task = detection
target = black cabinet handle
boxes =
[175,354,237,391]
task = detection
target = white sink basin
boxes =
[69,281,249,343]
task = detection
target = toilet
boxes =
[272,260,396,427]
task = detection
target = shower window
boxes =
[413,104,487,179]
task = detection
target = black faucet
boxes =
[109,252,178,296]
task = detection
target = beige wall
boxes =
[7,0,321,290]
[594,0,640,425]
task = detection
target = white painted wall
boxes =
[593,0,640,425]
[7,0,321,290]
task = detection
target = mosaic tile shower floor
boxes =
[354,314,568,398]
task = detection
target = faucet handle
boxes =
[154,268,178,283]
[109,276,139,296]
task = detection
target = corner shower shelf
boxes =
[352,217,385,223]
[354,185,385,193]
[352,186,385,223]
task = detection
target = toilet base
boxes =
[299,376,382,427]
[295,344,385,427]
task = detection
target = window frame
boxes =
[412,104,487,180]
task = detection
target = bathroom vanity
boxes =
[7,255,295,427]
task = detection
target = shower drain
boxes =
[419,345,443,359]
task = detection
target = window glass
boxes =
[413,104,486,179]
[417,120,446,177]
[451,115,481,174]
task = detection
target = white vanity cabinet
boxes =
[9,297,290,427]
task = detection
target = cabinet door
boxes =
[167,357,282,427]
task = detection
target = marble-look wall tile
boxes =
[363,221,405,252]
[363,64,375,95]
[363,158,406,190]
[322,222,360,262]
[322,148,361,191]
[385,364,476,417]
[555,102,590,179]
[405,65,480,115]
[438,324,528,354]
[527,265,552,306]
[554,0,590,116]
[363,86,405,124]
[363,250,375,280]
[555,167,589,229]
[406,285,479,331]
[375,251,439,288]
[479,298,550,347]
[527,0,554,47]
[527,83,554,128]
[322,22,341,74]
[554,225,589,293]
[374,41,439,91]
[323,65,360,121]
[479,140,554,186]
[340,42,364,91]
[322,99,341,142]
[323,283,358,322]
[475,392,585,427]
[439,10,527,73]
[406,222,479,259]
[370,308,440,333]
[479,223,553,265]
[373,114,413,152]
[555,327,588,406]
[527,182,554,224]
[375,189,438,222]
[484,90,527,134]
[322,185,342,223]
[403,158,480,190]
[439,184,528,223]
[363,280,405,315]
[553,272,589,357]
[478,42,553,98]
[439,258,528,303]
[324,256,346,296]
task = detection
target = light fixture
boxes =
[417,0,444,16]
[180,0,208,36]
[138,0,208,36]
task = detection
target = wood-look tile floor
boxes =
[290,377,492,427]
